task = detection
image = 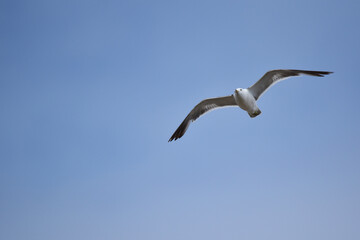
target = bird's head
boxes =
[235,88,243,94]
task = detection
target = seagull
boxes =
[169,69,333,142]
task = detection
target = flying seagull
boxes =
[169,69,333,142]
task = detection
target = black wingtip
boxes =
[316,71,333,77]
[168,118,189,142]
[168,134,180,142]
[168,136,177,142]
[296,70,334,77]
[168,129,183,142]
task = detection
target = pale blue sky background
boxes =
[1,0,360,239]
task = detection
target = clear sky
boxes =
[1,0,360,239]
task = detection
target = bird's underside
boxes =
[168,69,333,142]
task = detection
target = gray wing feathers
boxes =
[248,69,333,100]
[168,95,237,141]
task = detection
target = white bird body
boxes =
[234,88,261,118]
[169,69,333,142]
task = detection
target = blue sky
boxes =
[1,0,360,239]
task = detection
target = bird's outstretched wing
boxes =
[248,69,333,100]
[169,95,237,142]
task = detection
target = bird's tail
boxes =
[248,109,261,118]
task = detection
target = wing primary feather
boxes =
[168,117,190,142]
